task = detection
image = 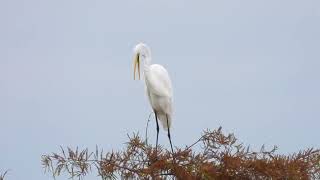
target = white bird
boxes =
[132,43,174,154]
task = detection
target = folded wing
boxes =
[145,64,173,98]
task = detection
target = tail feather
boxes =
[158,113,171,130]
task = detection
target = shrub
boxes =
[42,127,320,179]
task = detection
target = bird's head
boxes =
[133,43,151,80]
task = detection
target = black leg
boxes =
[155,112,159,155]
[166,114,174,155]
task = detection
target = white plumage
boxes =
[145,64,173,130]
[133,43,173,130]
[132,43,174,153]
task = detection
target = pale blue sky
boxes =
[1,0,319,179]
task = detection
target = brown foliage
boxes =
[42,127,320,179]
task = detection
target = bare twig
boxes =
[0,170,9,180]
[144,112,154,145]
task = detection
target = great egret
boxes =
[132,43,174,154]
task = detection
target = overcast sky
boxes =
[1,0,319,179]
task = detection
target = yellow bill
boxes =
[133,53,140,80]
